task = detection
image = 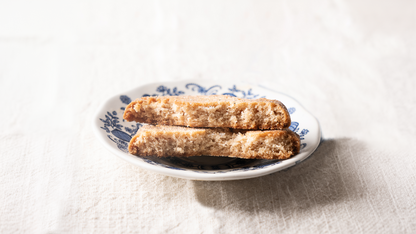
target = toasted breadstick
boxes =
[124,95,291,130]
[128,125,300,160]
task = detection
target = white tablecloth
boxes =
[1,0,415,233]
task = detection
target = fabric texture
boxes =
[1,0,415,233]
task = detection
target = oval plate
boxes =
[92,80,321,181]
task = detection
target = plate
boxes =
[92,80,321,181]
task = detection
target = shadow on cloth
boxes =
[193,138,363,212]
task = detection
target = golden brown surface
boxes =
[123,95,291,129]
[128,125,300,160]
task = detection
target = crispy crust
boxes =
[123,95,291,130]
[129,125,300,160]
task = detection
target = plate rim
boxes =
[92,79,322,181]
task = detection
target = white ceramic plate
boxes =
[92,80,321,181]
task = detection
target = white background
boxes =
[1,0,415,233]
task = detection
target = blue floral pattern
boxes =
[289,121,309,150]
[222,85,265,99]
[185,83,222,95]
[120,95,132,105]
[141,83,266,99]
[100,110,142,152]
[143,85,185,97]
[99,82,310,173]
[185,83,266,99]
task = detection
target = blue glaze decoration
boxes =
[299,129,309,140]
[120,95,132,104]
[111,129,132,142]
[289,122,299,132]
[185,83,222,95]
[289,121,309,148]
[100,102,142,152]
[143,85,185,97]
[288,107,296,115]
[222,85,265,99]
[300,143,307,150]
